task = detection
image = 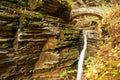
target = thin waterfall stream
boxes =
[76,34,87,80]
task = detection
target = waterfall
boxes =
[76,34,87,80]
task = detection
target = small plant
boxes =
[60,69,77,77]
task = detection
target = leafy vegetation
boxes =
[83,6,120,80]
[60,69,77,77]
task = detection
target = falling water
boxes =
[76,34,87,80]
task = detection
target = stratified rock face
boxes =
[0,0,80,80]
[32,16,80,79]
[0,15,81,80]
[35,0,71,22]
[0,1,43,79]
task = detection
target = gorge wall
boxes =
[0,0,81,80]
[0,0,103,80]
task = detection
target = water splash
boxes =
[76,34,87,80]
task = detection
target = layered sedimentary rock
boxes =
[0,0,103,80]
[32,16,81,79]
[0,0,81,80]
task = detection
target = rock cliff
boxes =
[0,0,81,79]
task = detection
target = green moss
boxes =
[30,12,43,18]
[22,10,43,19]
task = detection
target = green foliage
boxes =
[60,70,67,77]
[84,56,96,66]
[60,70,77,77]
[111,70,119,75]
[107,61,120,67]
[66,0,73,7]
[60,0,73,7]
[31,12,43,18]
